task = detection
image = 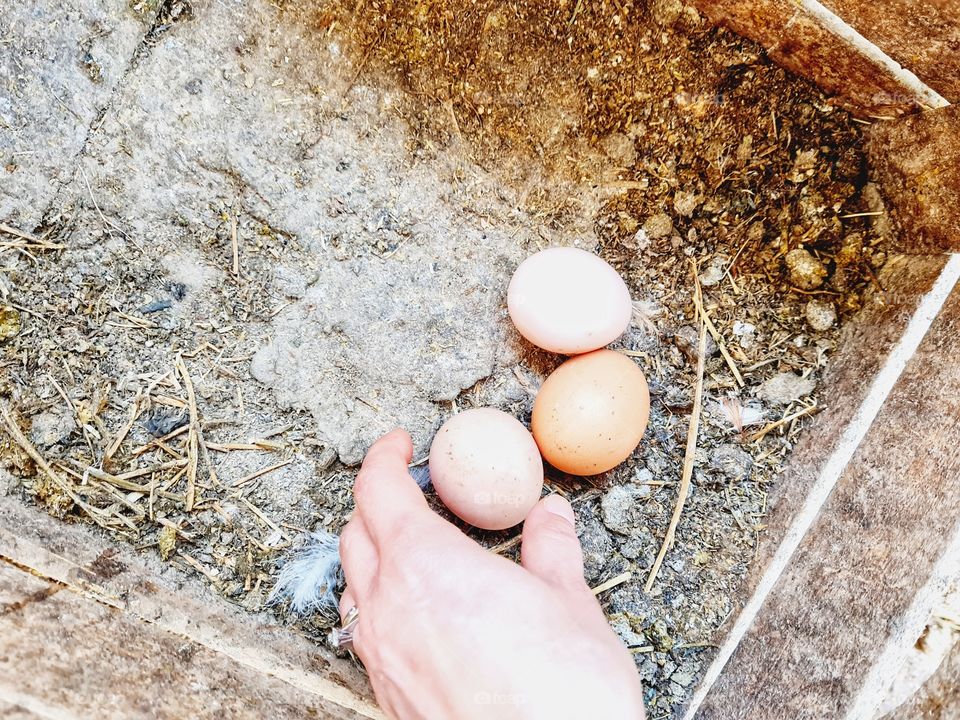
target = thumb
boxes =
[520,494,588,591]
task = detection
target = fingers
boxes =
[339,516,379,604]
[338,585,356,621]
[520,494,588,591]
[353,428,429,546]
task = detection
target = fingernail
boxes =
[542,494,575,527]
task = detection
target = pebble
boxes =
[600,483,651,535]
[635,466,654,484]
[673,190,700,218]
[673,325,718,362]
[647,619,675,652]
[619,534,648,562]
[643,213,674,240]
[698,259,725,287]
[805,299,837,331]
[756,371,816,405]
[709,445,754,481]
[30,410,76,448]
[610,616,647,649]
[785,248,828,290]
[0,306,21,340]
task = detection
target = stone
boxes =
[647,618,675,652]
[0,306,21,340]
[30,410,76,448]
[610,615,647,649]
[805,299,837,331]
[673,190,700,218]
[709,444,753,481]
[620,534,655,566]
[600,483,651,535]
[674,325,718,363]
[732,320,756,349]
[698,258,726,287]
[651,0,684,26]
[643,213,675,240]
[785,248,828,290]
[756,371,816,406]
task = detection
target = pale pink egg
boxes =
[507,247,633,354]
[429,408,544,530]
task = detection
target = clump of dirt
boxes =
[0,0,890,716]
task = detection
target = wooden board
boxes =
[885,640,960,719]
[869,106,960,254]
[0,495,382,720]
[820,0,960,103]
[0,562,366,720]
[688,0,945,116]
[693,269,960,718]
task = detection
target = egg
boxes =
[507,247,633,354]
[531,349,649,475]
[429,408,544,530]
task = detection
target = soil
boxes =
[0,0,890,716]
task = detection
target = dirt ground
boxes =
[0,0,891,716]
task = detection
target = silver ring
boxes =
[333,606,360,650]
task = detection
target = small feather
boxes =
[410,464,431,491]
[268,530,342,617]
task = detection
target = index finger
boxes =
[353,428,429,545]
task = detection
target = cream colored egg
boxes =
[531,349,650,475]
[507,247,633,354]
[429,408,544,530]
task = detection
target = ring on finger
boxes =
[332,605,360,650]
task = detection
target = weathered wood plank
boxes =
[820,0,960,103]
[694,272,960,718]
[688,0,945,116]
[0,494,381,720]
[0,562,360,720]
[869,106,960,254]
[708,254,948,627]
[682,254,951,716]
[0,702,48,720]
[885,640,960,719]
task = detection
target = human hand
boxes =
[339,429,646,720]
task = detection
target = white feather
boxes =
[268,530,342,617]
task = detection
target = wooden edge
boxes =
[683,253,959,717]
[688,0,946,117]
[692,265,960,717]
[883,639,960,719]
[0,492,383,720]
[817,0,960,103]
[869,105,960,254]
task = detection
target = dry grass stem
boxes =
[231,459,294,488]
[646,274,708,593]
[689,274,744,387]
[592,571,633,596]
[175,356,200,510]
[749,403,821,442]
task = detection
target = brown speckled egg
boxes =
[531,349,649,476]
[429,408,544,530]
